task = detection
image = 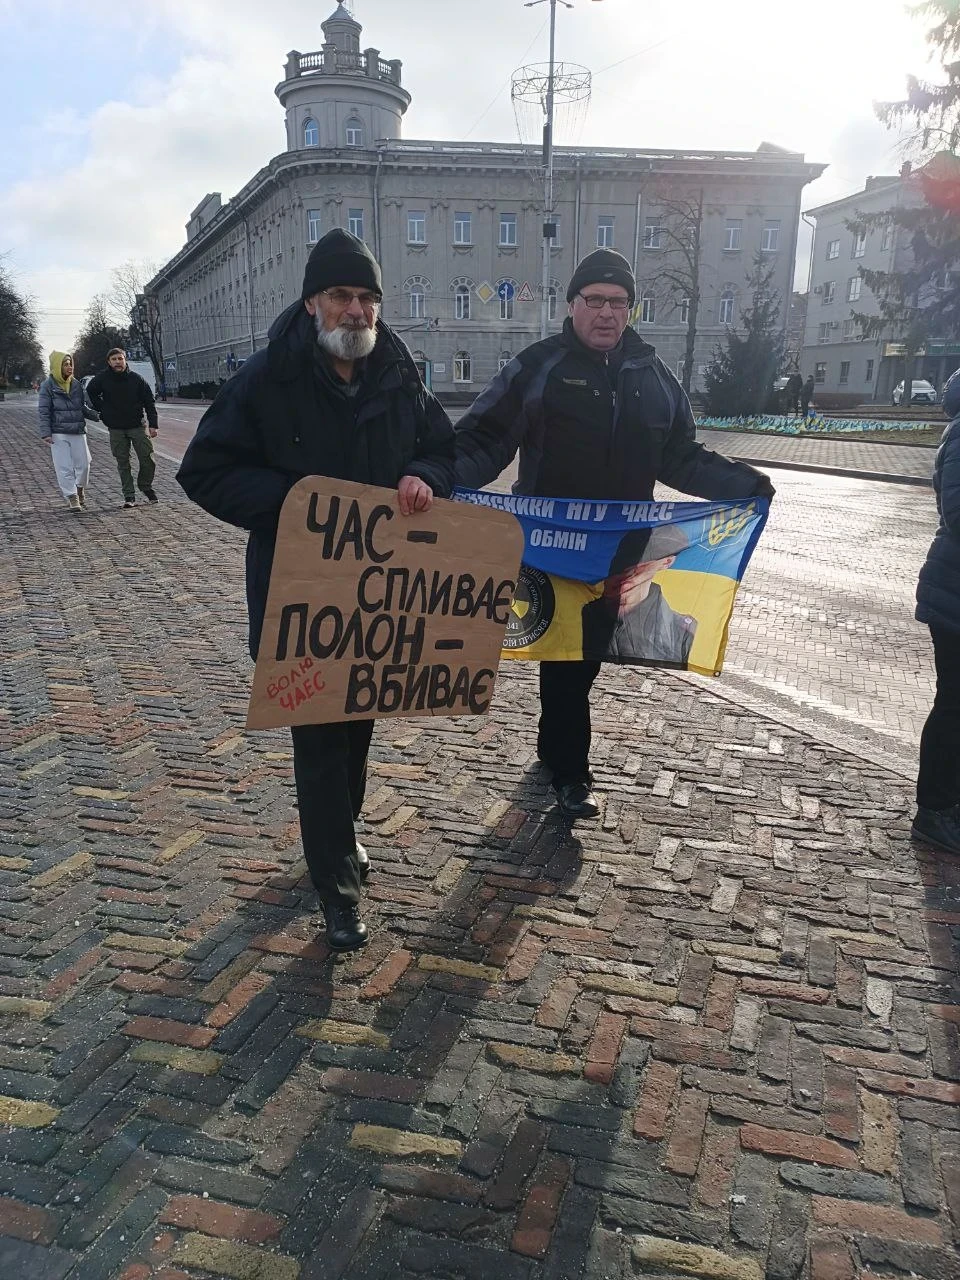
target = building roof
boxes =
[805,176,902,218]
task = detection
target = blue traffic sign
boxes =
[497,280,516,301]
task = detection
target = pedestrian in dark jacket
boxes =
[177,229,456,951]
[783,371,803,415]
[455,248,773,819]
[800,375,815,417]
[913,370,960,855]
[37,350,99,512]
[86,350,159,508]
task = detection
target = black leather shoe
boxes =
[356,842,371,881]
[322,901,368,951]
[554,781,600,819]
[911,805,960,856]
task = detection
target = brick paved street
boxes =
[1,409,958,1279]
[696,431,938,484]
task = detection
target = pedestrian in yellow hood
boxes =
[50,350,74,393]
[38,350,99,511]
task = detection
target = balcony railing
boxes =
[285,47,402,86]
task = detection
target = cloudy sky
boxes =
[1,0,933,355]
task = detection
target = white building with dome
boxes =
[148,3,824,397]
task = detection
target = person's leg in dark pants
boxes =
[914,623,960,854]
[109,430,135,503]
[130,427,157,497]
[291,719,375,946]
[537,660,602,815]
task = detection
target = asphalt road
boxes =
[140,402,939,780]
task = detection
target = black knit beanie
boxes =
[566,248,636,305]
[301,228,382,300]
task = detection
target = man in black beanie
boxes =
[455,247,774,819]
[177,229,455,952]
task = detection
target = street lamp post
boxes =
[525,0,602,339]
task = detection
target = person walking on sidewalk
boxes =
[455,248,774,819]
[37,350,99,512]
[86,349,159,508]
[799,374,815,418]
[177,229,455,952]
[913,369,960,856]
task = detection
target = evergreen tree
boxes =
[703,255,784,418]
[852,2,960,400]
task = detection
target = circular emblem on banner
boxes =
[504,566,555,649]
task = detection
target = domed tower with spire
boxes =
[276,3,411,153]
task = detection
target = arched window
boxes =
[454,351,472,383]
[403,275,431,321]
[497,351,513,372]
[497,278,518,321]
[345,117,364,147]
[450,277,474,321]
[303,117,319,147]
[719,289,736,325]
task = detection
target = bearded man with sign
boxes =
[455,248,775,819]
[177,230,455,952]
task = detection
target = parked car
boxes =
[892,379,938,405]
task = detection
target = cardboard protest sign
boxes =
[247,478,524,729]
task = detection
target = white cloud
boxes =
[2,0,938,352]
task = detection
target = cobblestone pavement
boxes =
[2,411,959,1280]
[696,431,937,484]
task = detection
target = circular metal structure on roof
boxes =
[511,62,592,108]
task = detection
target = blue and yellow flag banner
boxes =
[455,489,769,676]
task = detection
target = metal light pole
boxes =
[524,0,602,339]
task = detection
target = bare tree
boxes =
[641,186,705,394]
[108,260,163,385]
[0,257,43,387]
[72,295,127,377]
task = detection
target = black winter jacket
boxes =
[916,372,960,633]
[176,302,456,658]
[455,319,770,502]
[87,367,158,431]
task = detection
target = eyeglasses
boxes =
[578,293,631,311]
[320,288,382,310]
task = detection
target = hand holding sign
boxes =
[247,478,524,729]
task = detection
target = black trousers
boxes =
[537,660,602,787]
[291,720,374,906]
[917,623,960,811]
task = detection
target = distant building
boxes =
[800,171,960,403]
[784,291,807,369]
[147,3,824,396]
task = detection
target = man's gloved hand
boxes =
[752,474,776,500]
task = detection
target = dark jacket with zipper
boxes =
[176,301,456,659]
[916,372,960,633]
[86,367,158,431]
[454,318,770,501]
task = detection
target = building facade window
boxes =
[345,118,364,147]
[643,220,662,250]
[880,225,893,252]
[814,362,827,382]
[307,209,321,242]
[598,215,615,248]
[412,350,428,381]
[640,292,656,324]
[818,322,830,342]
[453,281,471,320]
[303,117,319,147]
[454,351,472,382]
[409,286,425,319]
[719,290,735,324]
[498,279,517,320]
[498,350,513,372]
[547,282,560,321]
[852,229,867,258]
[348,208,364,239]
[842,318,856,338]
[407,210,426,243]
[762,220,780,252]
[847,276,862,302]
[724,220,742,251]
[865,358,875,382]
[499,212,518,246]
[822,280,836,304]
[548,215,561,245]
[677,357,686,382]
[679,296,690,324]
[839,361,850,383]
[454,211,472,245]
[827,239,840,260]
